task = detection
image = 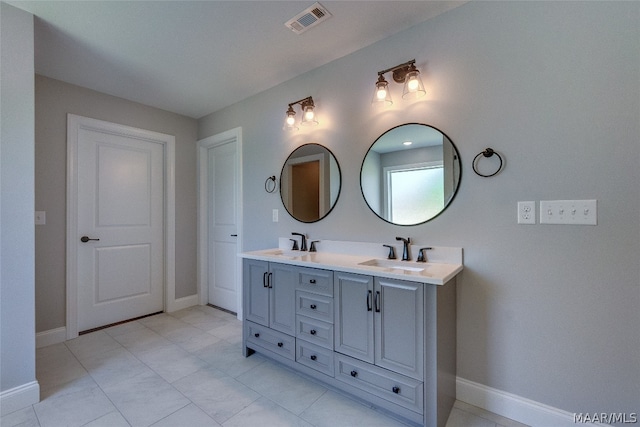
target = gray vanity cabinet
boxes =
[334,272,374,362]
[334,272,424,380]
[243,256,457,427]
[243,259,297,336]
[375,276,424,380]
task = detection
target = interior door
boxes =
[291,161,320,221]
[77,125,164,332]
[208,139,238,312]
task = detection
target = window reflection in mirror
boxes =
[360,123,461,226]
[281,143,341,223]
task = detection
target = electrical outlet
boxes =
[540,200,597,225]
[517,201,536,224]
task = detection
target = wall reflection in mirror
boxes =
[281,143,341,223]
[360,123,461,226]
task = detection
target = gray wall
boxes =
[35,75,198,332]
[0,2,37,397]
[199,1,639,418]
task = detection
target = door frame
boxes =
[197,127,243,319]
[66,114,176,339]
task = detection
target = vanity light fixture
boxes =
[372,59,426,107]
[284,96,318,130]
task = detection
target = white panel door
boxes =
[208,140,238,312]
[77,127,164,331]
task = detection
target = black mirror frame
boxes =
[359,123,462,226]
[280,143,343,223]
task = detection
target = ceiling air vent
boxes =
[285,2,332,34]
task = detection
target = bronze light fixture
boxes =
[372,59,426,107]
[284,96,318,130]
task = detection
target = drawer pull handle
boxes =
[310,355,317,361]
[310,329,317,335]
[277,342,283,347]
[309,279,316,284]
[310,304,317,310]
[392,386,401,394]
[254,333,260,338]
[350,370,358,378]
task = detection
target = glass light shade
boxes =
[402,69,426,99]
[300,105,318,126]
[372,77,392,107]
[283,109,298,131]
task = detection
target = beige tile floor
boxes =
[2,306,529,427]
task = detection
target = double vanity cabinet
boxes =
[241,241,463,427]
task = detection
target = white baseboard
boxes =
[36,327,67,348]
[35,298,198,348]
[166,294,199,313]
[0,381,40,416]
[456,377,609,427]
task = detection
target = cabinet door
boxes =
[334,272,374,363]
[374,277,424,380]
[243,259,269,327]
[269,263,297,335]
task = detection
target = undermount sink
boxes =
[261,249,303,259]
[358,258,426,272]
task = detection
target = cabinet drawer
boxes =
[296,267,333,296]
[335,354,423,414]
[296,339,334,377]
[296,291,333,323]
[296,315,333,349]
[245,321,295,360]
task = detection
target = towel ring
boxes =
[264,176,277,193]
[473,148,503,177]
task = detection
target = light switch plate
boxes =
[539,200,597,225]
[35,211,46,225]
[272,209,279,222]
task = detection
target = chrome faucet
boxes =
[395,237,411,261]
[291,232,307,251]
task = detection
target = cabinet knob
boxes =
[254,333,260,338]
[277,342,283,347]
[350,370,358,378]
[310,304,317,310]
[309,279,316,284]
[310,355,317,361]
[392,386,400,394]
[310,329,317,335]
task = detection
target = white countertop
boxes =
[240,239,463,285]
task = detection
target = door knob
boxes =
[80,236,100,243]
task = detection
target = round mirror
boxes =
[281,143,342,223]
[360,123,461,226]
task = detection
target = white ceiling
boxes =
[9,1,465,119]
